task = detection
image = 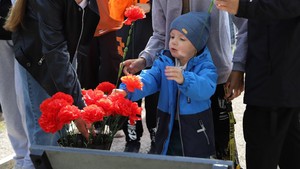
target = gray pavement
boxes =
[0,94,247,169]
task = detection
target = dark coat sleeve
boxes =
[237,0,300,19]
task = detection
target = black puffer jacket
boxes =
[0,0,12,40]
[237,0,300,107]
[12,0,99,108]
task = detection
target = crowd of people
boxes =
[0,0,299,169]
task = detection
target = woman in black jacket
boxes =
[4,0,99,146]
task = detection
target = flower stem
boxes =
[208,0,215,14]
[116,22,135,87]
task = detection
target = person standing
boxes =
[0,0,34,168]
[116,0,158,153]
[122,0,247,166]
[216,0,300,169]
[77,0,130,89]
[116,12,217,157]
[4,0,99,149]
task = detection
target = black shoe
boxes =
[124,141,140,153]
[147,141,156,154]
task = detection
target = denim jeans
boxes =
[15,60,61,147]
[0,40,33,169]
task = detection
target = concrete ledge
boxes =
[0,154,14,169]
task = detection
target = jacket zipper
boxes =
[74,6,85,63]
[177,90,185,156]
[37,6,85,66]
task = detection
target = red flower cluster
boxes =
[39,77,143,135]
[39,92,81,133]
[81,83,142,125]
[124,5,145,25]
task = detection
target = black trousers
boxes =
[244,105,300,169]
[210,84,231,158]
[77,31,122,89]
[123,92,159,142]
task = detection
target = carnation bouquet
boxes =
[39,78,143,149]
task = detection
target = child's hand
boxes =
[165,66,184,84]
[112,89,127,97]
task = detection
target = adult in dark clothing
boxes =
[4,0,99,145]
[216,0,300,169]
[116,0,158,153]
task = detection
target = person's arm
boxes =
[35,0,85,108]
[216,0,300,19]
[178,50,218,101]
[224,16,247,100]
[139,0,165,67]
[121,60,162,101]
[237,0,300,19]
[35,0,89,138]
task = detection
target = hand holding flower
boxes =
[122,57,146,75]
[215,0,239,15]
[74,118,90,140]
[112,89,127,97]
[116,5,146,85]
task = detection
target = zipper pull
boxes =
[197,120,210,145]
[197,120,206,133]
[187,97,191,103]
[38,56,45,65]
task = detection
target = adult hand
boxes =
[136,3,151,13]
[165,66,184,84]
[74,118,90,140]
[122,58,146,75]
[224,71,244,101]
[215,0,239,15]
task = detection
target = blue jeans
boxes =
[0,40,33,169]
[15,59,60,146]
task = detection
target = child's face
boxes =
[169,29,197,65]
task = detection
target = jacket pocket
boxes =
[15,47,33,68]
[179,109,216,157]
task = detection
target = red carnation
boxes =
[121,74,143,92]
[57,105,81,129]
[96,82,116,95]
[39,93,76,134]
[82,89,104,106]
[95,97,114,116]
[81,105,105,124]
[124,5,145,25]
[51,92,74,105]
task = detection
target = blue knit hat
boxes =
[170,12,210,52]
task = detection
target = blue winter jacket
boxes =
[120,47,217,157]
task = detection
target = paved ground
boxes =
[0,94,246,168]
